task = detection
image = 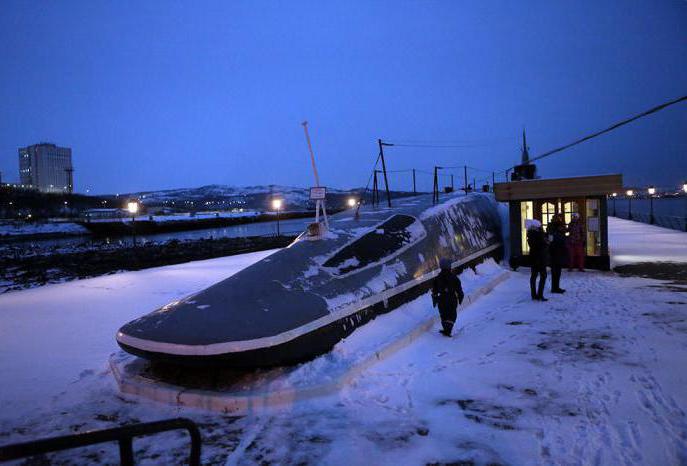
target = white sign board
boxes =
[309,187,327,200]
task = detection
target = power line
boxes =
[521,94,687,168]
[388,143,503,149]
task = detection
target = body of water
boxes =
[1,217,314,255]
[611,197,686,217]
[611,197,686,230]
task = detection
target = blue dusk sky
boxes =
[1,1,686,194]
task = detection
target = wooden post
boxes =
[378,139,392,208]
[463,165,468,193]
[433,166,439,204]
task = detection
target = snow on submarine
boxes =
[116,192,503,367]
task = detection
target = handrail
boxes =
[612,212,687,232]
[0,417,201,465]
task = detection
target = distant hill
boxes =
[126,184,417,211]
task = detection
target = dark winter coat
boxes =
[547,220,567,265]
[432,270,464,311]
[527,227,548,268]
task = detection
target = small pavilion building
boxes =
[494,174,623,271]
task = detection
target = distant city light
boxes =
[683,182,687,193]
[626,189,634,196]
[127,201,139,214]
[272,199,283,210]
[647,186,656,196]
[611,192,617,197]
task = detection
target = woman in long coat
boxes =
[526,219,548,301]
[567,213,585,271]
[547,213,567,293]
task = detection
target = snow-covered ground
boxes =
[0,220,685,465]
[609,217,687,265]
[0,220,88,237]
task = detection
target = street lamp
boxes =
[127,201,139,247]
[647,186,656,224]
[626,189,634,220]
[347,197,357,208]
[272,198,283,236]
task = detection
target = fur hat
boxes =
[525,219,542,230]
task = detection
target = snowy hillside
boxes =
[128,184,414,211]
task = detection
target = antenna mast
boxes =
[301,121,329,231]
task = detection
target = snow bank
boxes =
[0,221,88,237]
[609,217,687,266]
[0,249,277,418]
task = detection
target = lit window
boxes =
[562,201,578,225]
[520,201,533,254]
[541,202,556,228]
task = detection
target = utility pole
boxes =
[492,172,495,189]
[412,168,416,195]
[378,139,392,208]
[450,174,454,191]
[372,170,379,206]
[433,166,440,204]
[463,166,468,193]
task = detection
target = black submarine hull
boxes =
[118,246,502,368]
[116,193,503,368]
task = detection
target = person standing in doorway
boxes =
[527,219,548,301]
[548,213,567,294]
[567,213,585,271]
[431,258,464,337]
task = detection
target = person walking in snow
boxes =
[526,219,548,301]
[431,258,464,337]
[547,213,567,294]
[567,213,585,271]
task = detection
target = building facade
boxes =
[494,174,623,270]
[18,143,73,193]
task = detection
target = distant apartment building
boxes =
[18,143,73,193]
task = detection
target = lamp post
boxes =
[611,192,617,217]
[647,186,656,224]
[127,201,139,247]
[272,198,283,236]
[626,189,634,220]
[683,181,687,232]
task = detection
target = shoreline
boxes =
[0,210,327,243]
[0,234,295,294]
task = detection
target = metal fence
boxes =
[0,417,201,465]
[612,211,687,232]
